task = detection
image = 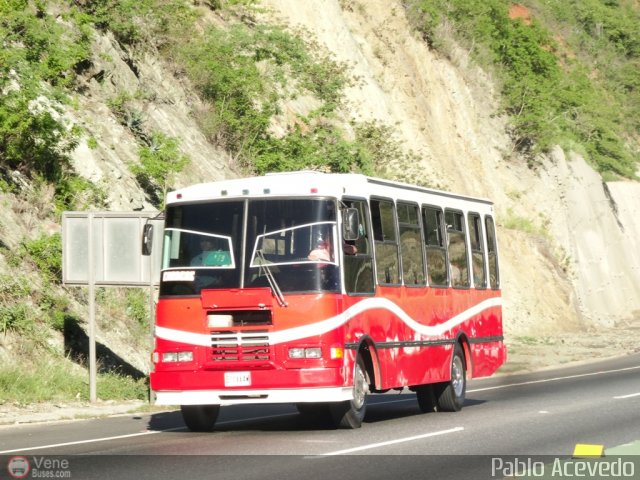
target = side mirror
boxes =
[142,223,153,256]
[342,208,360,241]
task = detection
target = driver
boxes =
[308,237,333,262]
[308,236,357,261]
[191,237,231,266]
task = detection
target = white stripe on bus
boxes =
[155,296,502,347]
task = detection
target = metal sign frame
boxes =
[61,211,164,402]
[62,211,163,286]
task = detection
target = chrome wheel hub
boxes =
[452,356,464,397]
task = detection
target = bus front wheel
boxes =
[434,343,466,412]
[181,404,220,432]
[330,356,369,429]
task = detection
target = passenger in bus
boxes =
[343,242,358,255]
[308,237,357,261]
[191,237,231,266]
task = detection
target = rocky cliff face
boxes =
[257,0,640,335]
[67,31,238,211]
[3,0,638,373]
[68,0,640,334]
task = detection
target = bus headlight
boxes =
[288,347,322,359]
[304,347,322,359]
[162,351,194,363]
[177,351,194,362]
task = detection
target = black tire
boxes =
[330,356,369,429]
[181,404,220,432]
[434,343,466,412]
[415,384,436,413]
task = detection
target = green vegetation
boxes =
[131,132,189,208]
[0,230,150,403]
[105,91,190,207]
[405,0,639,178]
[2,0,637,190]
[0,362,147,404]
[0,0,110,211]
[21,233,62,283]
[0,272,33,335]
[176,21,371,174]
[0,0,90,183]
[354,121,430,187]
[77,0,198,49]
[0,232,72,339]
[502,208,548,236]
[125,289,151,329]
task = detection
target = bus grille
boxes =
[210,331,271,362]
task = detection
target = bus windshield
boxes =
[160,198,339,296]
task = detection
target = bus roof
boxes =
[166,171,494,208]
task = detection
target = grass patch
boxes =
[0,361,148,405]
[502,208,548,236]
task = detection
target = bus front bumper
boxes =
[154,386,354,406]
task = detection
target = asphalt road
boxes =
[2,353,640,479]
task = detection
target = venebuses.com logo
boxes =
[6,455,71,479]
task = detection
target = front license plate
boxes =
[224,371,251,387]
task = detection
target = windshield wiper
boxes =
[256,250,288,307]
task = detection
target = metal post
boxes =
[88,213,97,403]
[148,244,156,404]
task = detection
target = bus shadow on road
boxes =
[146,397,486,433]
[363,396,486,424]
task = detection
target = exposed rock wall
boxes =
[69,30,237,211]
[259,0,640,334]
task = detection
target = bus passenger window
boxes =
[485,215,500,289]
[371,198,400,285]
[343,199,375,294]
[398,202,426,286]
[445,210,470,288]
[469,213,487,288]
[422,206,448,286]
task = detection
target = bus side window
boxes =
[371,198,400,285]
[397,202,426,286]
[343,199,375,294]
[469,213,487,288]
[445,210,470,288]
[485,215,500,289]
[422,206,448,286]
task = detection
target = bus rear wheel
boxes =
[181,404,220,432]
[330,356,369,429]
[434,343,466,412]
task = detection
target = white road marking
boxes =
[0,428,179,454]
[613,392,640,399]
[0,413,295,454]
[317,427,464,456]
[468,365,640,393]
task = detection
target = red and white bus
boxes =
[150,171,506,430]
